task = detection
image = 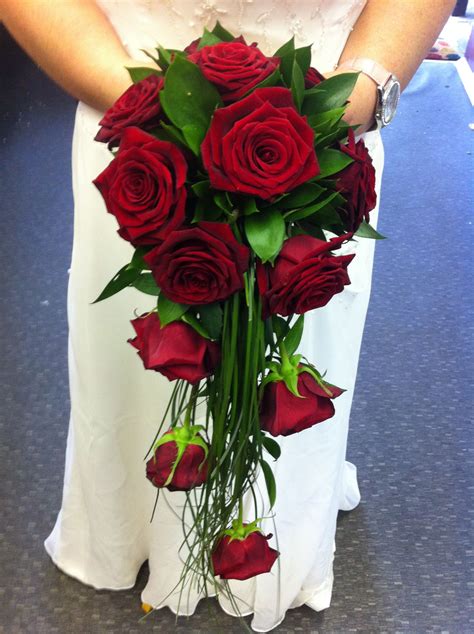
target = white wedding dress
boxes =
[44,1,384,631]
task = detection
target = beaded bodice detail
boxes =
[97,0,366,72]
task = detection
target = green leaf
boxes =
[316,148,354,179]
[260,459,277,509]
[272,315,290,341]
[182,123,205,156]
[158,122,188,149]
[140,48,160,65]
[198,28,223,49]
[284,191,340,222]
[277,183,324,211]
[275,37,297,88]
[160,56,222,132]
[198,303,223,339]
[307,107,346,133]
[309,203,344,227]
[245,208,286,263]
[156,47,185,72]
[214,191,233,212]
[298,221,326,240]
[211,21,236,42]
[132,273,160,296]
[302,72,359,115]
[318,129,351,149]
[284,314,305,356]
[92,264,140,304]
[157,294,189,326]
[262,436,281,461]
[354,221,387,240]
[291,59,305,112]
[129,246,152,270]
[192,180,211,198]
[241,196,259,216]
[294,45,312,78]
[274,35,295,59]
[248,67,282,93]
[126,66,162,84]
[182,312,211,339]
[193,197,223,223]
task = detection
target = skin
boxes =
[1,0,456,131]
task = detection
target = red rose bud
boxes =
[144,222,250,305]
[95,74,163,148]
[146,428,209,491]
[129,313,220,384]
[260,372,343,436]
[188,40,279,103]
[257,234,354,318]
[212,528,279,580]
[304,66,325,88]
[201,87,319,200]
[336,128,377,232]
[93,127,187,246]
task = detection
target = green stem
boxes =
[183,384,199,428]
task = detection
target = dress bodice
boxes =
[97,0,366,72]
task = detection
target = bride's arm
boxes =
[0,0,154,111]
[328,0,457,133]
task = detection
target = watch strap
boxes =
[337,57,393,88]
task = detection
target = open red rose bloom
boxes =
[92,21,379,613]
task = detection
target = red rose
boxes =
[304,66,325,89]
[188,40,279,103]
[95,74,163,148]
[260,372,343,436]
[144,222,250,305]
[128,313,220,384]
[336,128,377,232]
[257,234,354,317]
[93,127,187,246]
[201,87,319,200]
[184,34,246,57]
[146,432,208,491]
[212,529,279,580]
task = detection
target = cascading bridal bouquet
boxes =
[92,21,382,623]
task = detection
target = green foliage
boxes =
[157,293,189,326]
[262,435,281,461]
[302,72,359,115]
[284,314,305,356]
[276,183,324,211]
[260,459,277,508]
[159,56,222,155]
[315,148,354,179]
[284,190,340,222]
[132,273,160,296]
[126,66,162,84]
[199,303,223,339]
[244,208,286,263]
[211,20,236,42]
[198,28,223,49]
[355,221,387,240]
[92,264,140,304]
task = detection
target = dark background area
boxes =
[1,25,473,634]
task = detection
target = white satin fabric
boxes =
[44,1,384,631]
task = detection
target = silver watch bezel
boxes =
[375,76,401,129]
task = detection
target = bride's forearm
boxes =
[328,0,456,132]
[0,0,151,111]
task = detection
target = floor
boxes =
[0,25,473,634]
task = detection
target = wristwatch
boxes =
[337,57,401,130]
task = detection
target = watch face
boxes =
[382,80,400,126]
